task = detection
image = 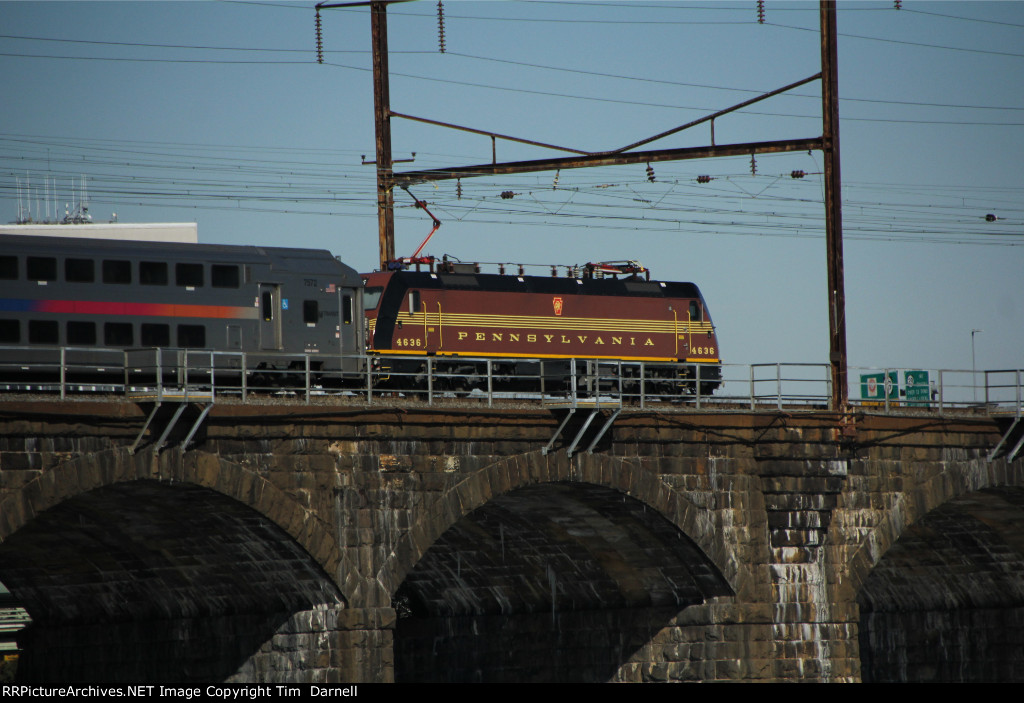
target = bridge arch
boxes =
[0,447,358,683]
[0,446,352,593]
[837,454,1024,602]
[836,455,1024,682]
[378,450,743,600]
[379,450,740,683]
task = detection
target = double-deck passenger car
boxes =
[0,234,363,382]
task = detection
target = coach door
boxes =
[259,283,282,350]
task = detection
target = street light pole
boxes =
[972,328,983,403]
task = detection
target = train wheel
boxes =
[411,364,430,401]
[447,374,469,398]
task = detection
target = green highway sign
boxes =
[904,370,930,407]
[860,372,898,401]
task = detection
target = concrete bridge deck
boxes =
[0,398,1022,682]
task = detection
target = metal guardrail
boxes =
[0,345,1020,416]
[0,345,126,400]
[845,367,1023,416]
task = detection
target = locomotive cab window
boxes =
[363,287,383,311]
[689,301,701,321]
[140,261,168,285]
[27,257,56,282]
[176,263,204,287]
[65,258,95,283]
[408,290,420,315]
[0,256,17,280]
[211,264,240,288]
[102,259,132,284]
[343,294,352,325]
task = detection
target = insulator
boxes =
[985,213,997,222]
[750,154,757,176]
[456,179,462,200]
[550,266,558,277]
[552,169,560,190]
[500,190,515,199]
[315,9,324,64]
[499,264,506,275]
[894,0,902,8]
[518,264,525,276]
[696,175,711,184]
[437,1,446,53]
[646,163,655,183]
[790,170,806,179]
[757,0,765,24]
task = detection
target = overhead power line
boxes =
[768,22,1024,60]
[4,27,1023,119]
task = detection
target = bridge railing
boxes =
[745,363,832,410]
[0,345,129,399]
[2,345,1021,417]
[984,369,1023,418]
[845,367,1024,415]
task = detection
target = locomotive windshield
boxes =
[363,286,384,310]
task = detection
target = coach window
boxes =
[29,320,59,345]
[140,261,168,285]
[0,320,19,344]
[65,258,95,283]
[141,323,170,347]
[0,256,16,280]
[176,263,204,288]
[211,264,240,288]
[27,257,57,282]
[67,321,96,346]
[689,301,701,322]
[104,322,134,347]
[303,300,319,325]
[102,259,132,284]
[177,325,206,348]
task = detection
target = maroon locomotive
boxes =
[361,259,720,397]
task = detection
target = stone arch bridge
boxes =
[0,399,1021,682]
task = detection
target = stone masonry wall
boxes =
[0,399,1020,682]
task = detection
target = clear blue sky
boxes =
[2,1,1022,390]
